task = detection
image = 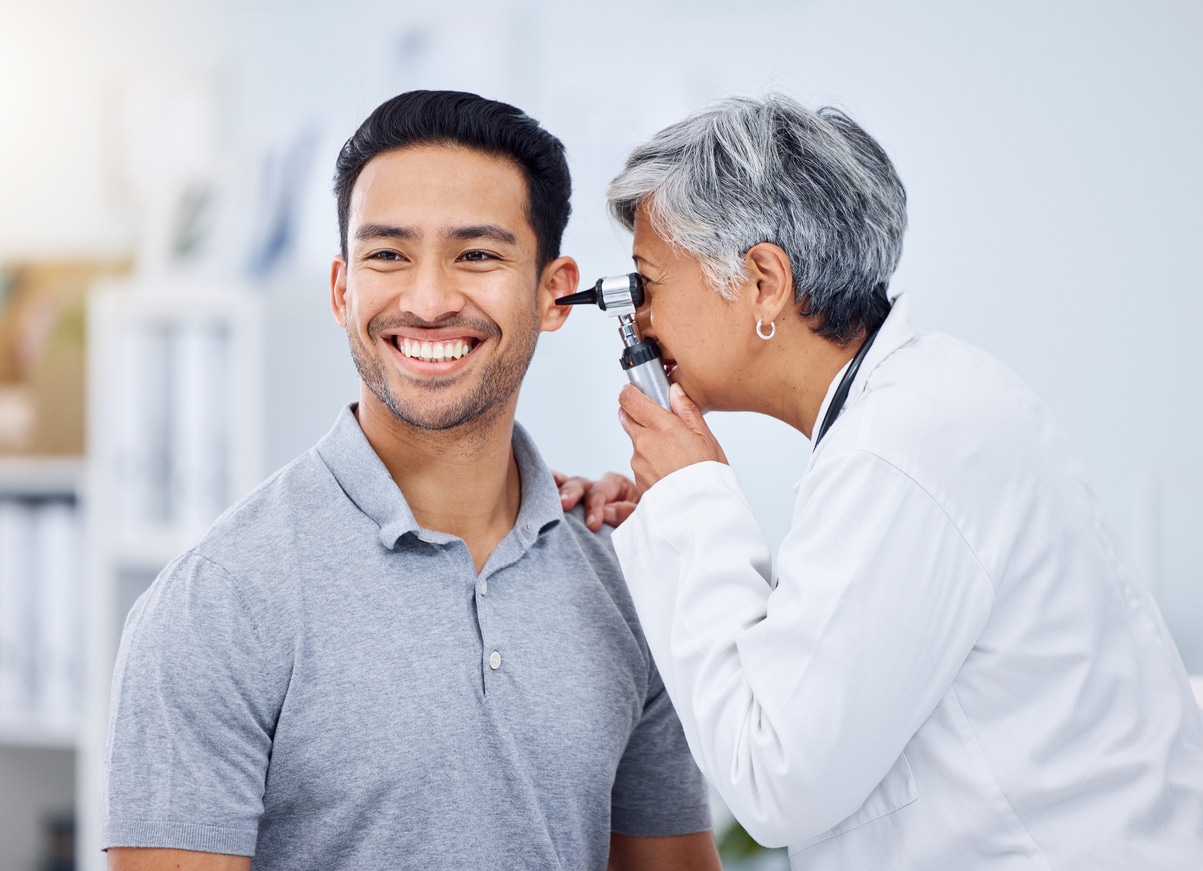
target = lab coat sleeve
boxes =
[611,454,996,848]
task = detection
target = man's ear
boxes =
[537,255,580,333]
[743,242,794,323]
[330,255,348,328]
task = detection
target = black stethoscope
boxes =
[813,326,881,446]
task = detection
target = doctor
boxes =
[574,94,1203,869]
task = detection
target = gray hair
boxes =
[607,94,906,343]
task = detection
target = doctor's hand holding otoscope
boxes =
[554,272,727,524]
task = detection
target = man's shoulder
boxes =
[550,504,645,618]
[556,503,620,567]
[191,446,350,572]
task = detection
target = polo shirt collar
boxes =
[315,404,562,552]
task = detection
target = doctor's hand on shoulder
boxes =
[618,382,728,493]
[554,468,640,531]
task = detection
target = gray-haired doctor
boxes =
[560,94,1203,870]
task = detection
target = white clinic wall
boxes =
[1,0,1201,666]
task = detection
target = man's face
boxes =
[331,144,574,432]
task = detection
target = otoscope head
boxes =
[556,273,645,317]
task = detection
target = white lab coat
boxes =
[612,294,1203,869]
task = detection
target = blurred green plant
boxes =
[717,816,790,869]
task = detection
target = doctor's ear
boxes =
[743,242,794,322]
[539,255,579,333]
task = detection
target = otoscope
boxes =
[556,273,673,410]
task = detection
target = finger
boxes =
[602,501,637,527]
[666,383,730,464]
[558,478,586,509]
[551,469,567,487]
[591,471,631,502]
[613,501,637,524]
[617,383,668,428]
[668,383,706,431]
[599,472,638,503]
[618,406,634,436]
[584,488,608,531]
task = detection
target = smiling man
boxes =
[101,91,718,871]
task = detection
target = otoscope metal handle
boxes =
[620,338,672,410]
[627,359,672,409]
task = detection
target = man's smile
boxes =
[389,334,480,363]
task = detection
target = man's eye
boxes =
[460,250,496,263]
[367,250,403,262]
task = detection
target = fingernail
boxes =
[671,383,683,397]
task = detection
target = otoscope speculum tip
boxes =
[554,286,600,307]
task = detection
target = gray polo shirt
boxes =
[102,406,710,870]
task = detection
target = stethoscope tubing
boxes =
[813,326,881,447]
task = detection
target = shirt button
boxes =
[481,579,488,596]
[489,650,502,670]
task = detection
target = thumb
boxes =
[669,383,706,432]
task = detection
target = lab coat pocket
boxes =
[788,750,919,856]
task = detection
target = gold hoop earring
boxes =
[756,318,776,341]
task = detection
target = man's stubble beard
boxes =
[347,309,540,434]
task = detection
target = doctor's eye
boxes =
[633,272,657,302]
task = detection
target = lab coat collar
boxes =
[804,293,918,467]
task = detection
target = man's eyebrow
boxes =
[446,225,519,246]
[355,223,418,241]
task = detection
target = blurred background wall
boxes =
[8,0,1189,655]
[0,0,1200,867]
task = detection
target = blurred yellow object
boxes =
[0,259,130,455]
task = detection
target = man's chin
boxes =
[376,387,510,434]
[350,330,533,435]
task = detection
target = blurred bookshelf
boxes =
[0,459,85,870]
[78,282,265,871]
[0,278,264,871]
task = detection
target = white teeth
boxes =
[398,337,472,362]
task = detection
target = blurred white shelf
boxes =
[75,282,265,871]
[0,457,84,497]
[1,467,85,759]
[110,529,198,574]
[0,715,78,750]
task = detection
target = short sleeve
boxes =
[610,656,713,837]
[102,551,289,855]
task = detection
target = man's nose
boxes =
[401,263,465,320]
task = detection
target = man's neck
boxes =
[354,391,522,573]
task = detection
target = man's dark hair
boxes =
[334,90,572,270]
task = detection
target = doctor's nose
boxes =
[635,305,655,339]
